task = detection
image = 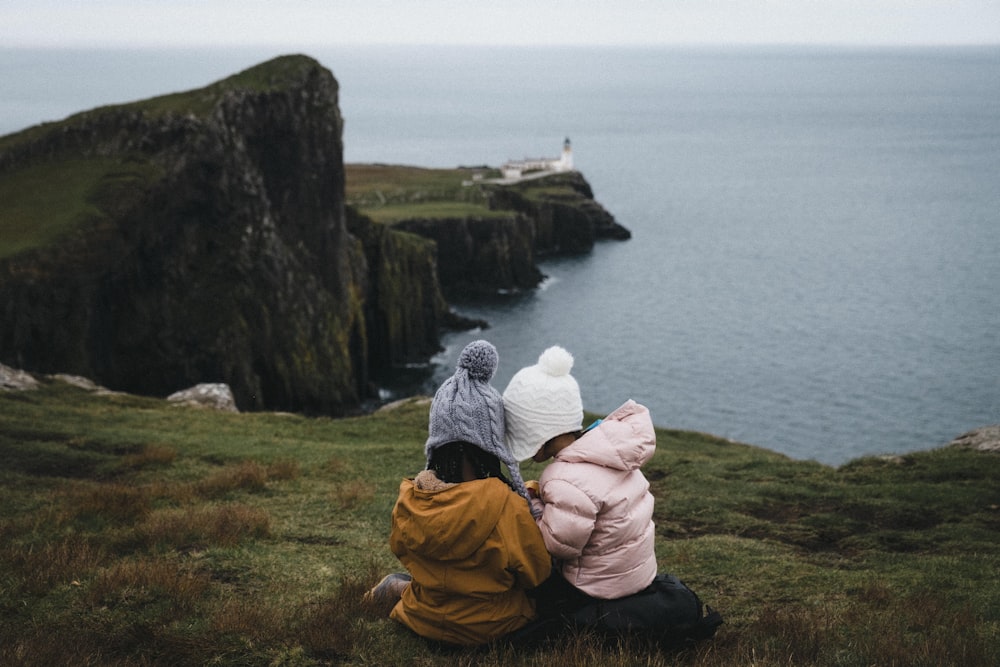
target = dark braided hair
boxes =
[428,441,513,489]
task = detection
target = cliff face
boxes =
[345,208,451,371]
[0,55,448,413]
[393,171,630,297]
[393,214,542,297]
[488,171,631,253]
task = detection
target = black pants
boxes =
[529,571,598,620]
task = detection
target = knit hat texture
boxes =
[425,340,532,506]
[503,346,584,462]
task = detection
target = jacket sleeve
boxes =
[502,497,553,589]
[537,478,598,560]
[388,480,411,559]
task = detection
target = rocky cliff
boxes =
[0,55,452,413]
[350,168,631,298]
[485,171,631,252]
[392,213,543,297]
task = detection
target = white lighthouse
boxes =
[560,137,574,171]
[498,138,576,179]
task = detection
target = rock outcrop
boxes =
[394,171,630,297]
[345,207,458,371]
[167,383,240,413]
[0,362,39,392]
[948,426,1000,454]
[392,214,543,297]
[486,171,631,252]
[0,55,450,414]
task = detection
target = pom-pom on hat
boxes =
[425,340,532,504]
[503,345,584,462]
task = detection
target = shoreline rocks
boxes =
[948,425,1000,453]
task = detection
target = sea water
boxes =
[2,45,998,465]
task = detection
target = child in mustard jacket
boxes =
[371,340,551,647]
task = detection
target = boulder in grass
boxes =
[167,383,239,413]
[0,363,40,391]
[51,373,122,396]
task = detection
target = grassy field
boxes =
[344,163,589,224]
[1,379,997,666]
[345,164,498,222]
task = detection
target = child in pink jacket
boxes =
[502,346,658,604]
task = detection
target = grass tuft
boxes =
[3,534,106,595]
[138,504,271,550]
[332,479,376,509]
[266,458,301,481]
[195,460,270,497]
[70,482,152,524]
[295,575,374,659]
[120,443,178,470]
[86,557,211,613]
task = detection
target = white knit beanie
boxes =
[503,346,584,462]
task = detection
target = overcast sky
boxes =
[2,0,999,48]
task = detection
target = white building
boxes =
[500,138,574,179]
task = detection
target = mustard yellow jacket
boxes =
[389,471,552,646]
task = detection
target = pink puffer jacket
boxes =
[530,399,657,599]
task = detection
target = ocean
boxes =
[2,45,998,465]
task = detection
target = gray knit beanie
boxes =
[425,340,533,508]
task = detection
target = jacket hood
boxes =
[555,399,655,472]
[393,473,510,560]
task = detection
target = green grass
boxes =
[346,164,506,222]
[344,164,586,223]
[513,183,580,202]
[0,158,109,259]
[346,164,499,195]
[360,201,513,224]
[1,380,997,666]
[0,155,163,260]
[126,55,326,120]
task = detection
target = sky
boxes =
[1,0,999,49]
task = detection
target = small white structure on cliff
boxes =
[500,138,574,179]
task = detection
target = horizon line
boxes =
[3,40,1000,51]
